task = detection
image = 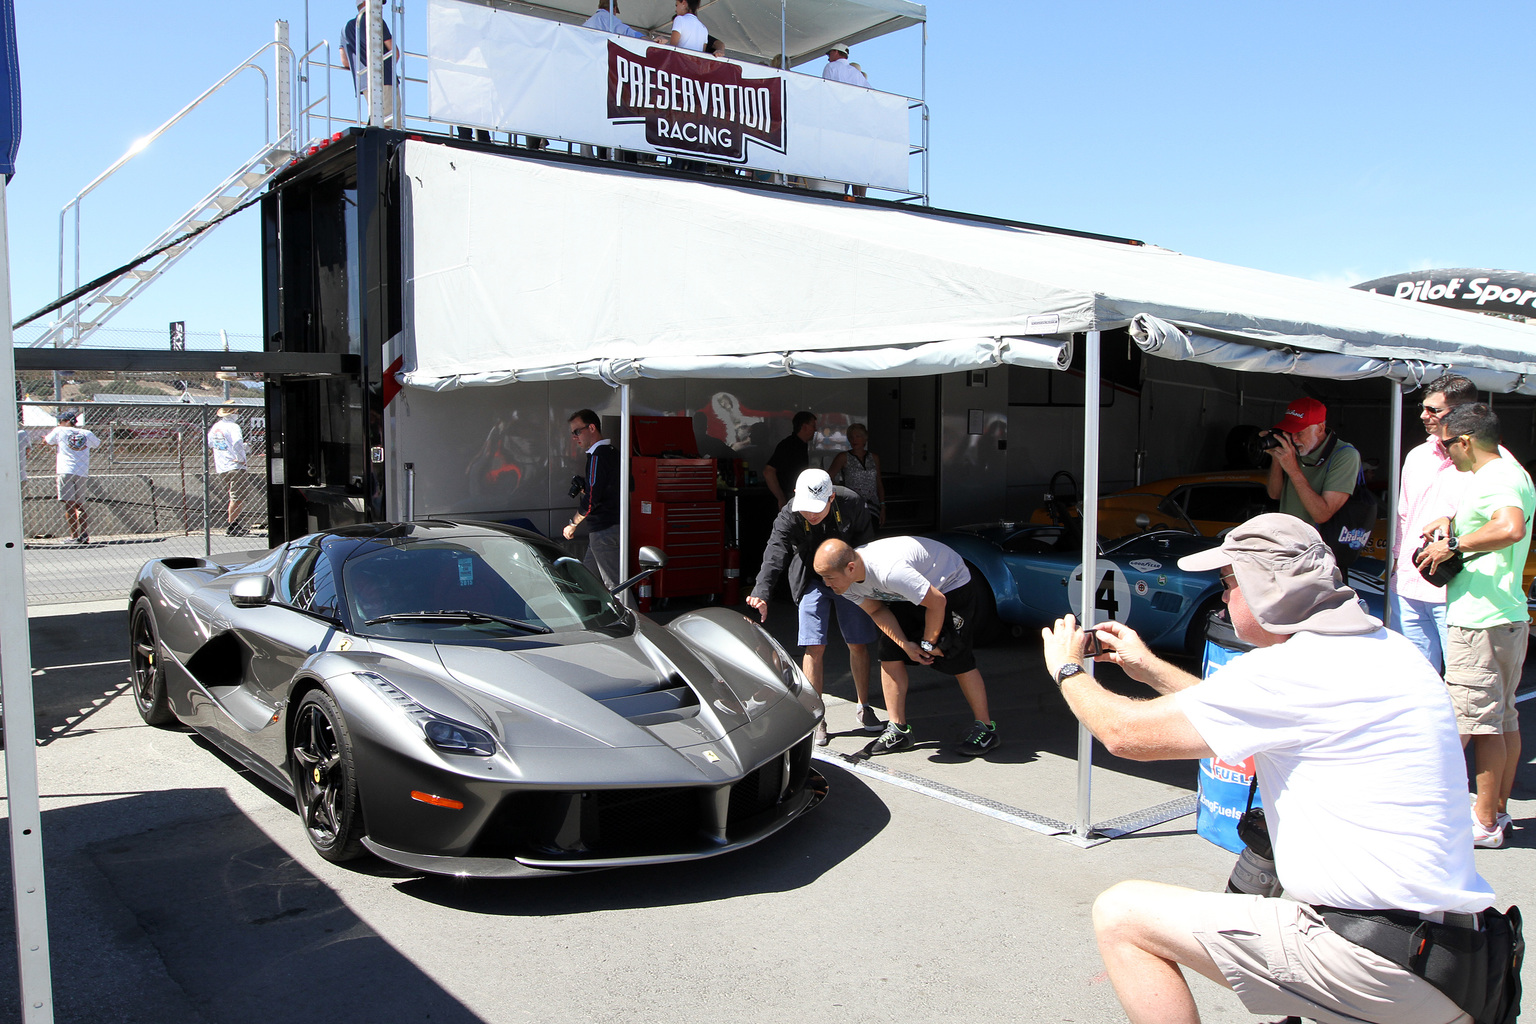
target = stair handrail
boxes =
[55,37,297,346]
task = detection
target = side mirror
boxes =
[1134,513,1151,531]
[229,575,274,608]
[614,547,669,596]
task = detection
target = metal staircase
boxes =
[32,137,295,349]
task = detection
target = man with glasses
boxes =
[1415,403,1534,849]
[1390,374,1481,672]
[1044,515,1503,1024]
[563,409,623,596]
[1265,397,1360,538]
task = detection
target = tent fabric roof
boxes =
[397,143,1536,394]
[460,0,925,67]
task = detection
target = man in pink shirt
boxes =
[1391,374,1480,671]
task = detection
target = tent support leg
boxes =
[1071,329,1103,842]
[0,183,56,1022]
[619,383,631,585]
[1385,383,1403,630]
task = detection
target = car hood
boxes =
[432,632,680,705]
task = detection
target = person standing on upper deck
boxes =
[583,0,644,39]
[822,42,868,87]
[665,0,707,51]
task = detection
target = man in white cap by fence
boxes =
[1040,513,1516,1024]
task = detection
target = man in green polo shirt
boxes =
[1416,402,1534,849]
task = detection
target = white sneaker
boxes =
[814,720,830,747]
[1472,812,1505,849]
[1497,811,1513,832]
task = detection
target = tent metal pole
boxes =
[1384,382,1403,630]
[0,181,57,1022]
[619,383,631,585]
[1073,329,1103,840]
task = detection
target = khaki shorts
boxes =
[217,468,251,500]
[1192,895,1469,1024]
[56,474,85,503]
[1446,621,1528,734]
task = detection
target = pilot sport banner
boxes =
[427,0,910,190]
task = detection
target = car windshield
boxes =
[342,534,626,641]
[1095,494,1199,550]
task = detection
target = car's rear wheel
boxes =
[129,597,176,726]
[290,690,367,862]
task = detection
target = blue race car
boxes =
[940,493,1388,654]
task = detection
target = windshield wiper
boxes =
[364,609,552,634]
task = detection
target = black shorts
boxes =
[877,579,977,675]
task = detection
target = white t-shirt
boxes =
[44,425,100,477]
[671,12,707,51]
[1175,628,1493,913]
[843,536,970,605]
[822,58,868,87]
[208,418,248,473]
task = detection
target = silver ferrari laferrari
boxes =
[128,520,826,877]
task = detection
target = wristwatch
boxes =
[918,640,936,654]
[1055,662,1087,687]
[1447,534,1461,552]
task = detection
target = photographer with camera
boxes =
[1264,397,1359,529]
[563,409,622,595]
[1042,514,1517,1024]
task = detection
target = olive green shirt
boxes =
[1278,436,1360,530]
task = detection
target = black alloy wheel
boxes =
[289,689,367,862]
[129,597,176,726]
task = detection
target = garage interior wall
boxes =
[387,375,866,533]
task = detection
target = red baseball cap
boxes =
[1275,397,1326,432]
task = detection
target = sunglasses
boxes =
[1220,572,1240,592]
[1442,433,1470,448]
[1421,402,1447,416]
[570,425,591,437]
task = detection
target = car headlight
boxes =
[356,670,498,756]
[423,719,497,756]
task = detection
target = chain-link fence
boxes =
[18,372,268,604]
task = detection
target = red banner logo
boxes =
[607,43,785,162]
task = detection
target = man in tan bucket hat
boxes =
[1039,514,1508,1024]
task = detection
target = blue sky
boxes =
[8,1,1534,347]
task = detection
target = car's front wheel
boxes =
[290,689,368,863]
[129,597,176,726]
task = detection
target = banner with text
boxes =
[427,0,911,191]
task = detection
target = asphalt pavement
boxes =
[0,597,1532,1024]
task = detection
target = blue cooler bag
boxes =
[1195,610,1260,853]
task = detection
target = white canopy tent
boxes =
[396,143,1536,842]
[399,145,1536,393]
[458,0,926,67]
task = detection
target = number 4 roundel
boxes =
[1068,560,1134,624]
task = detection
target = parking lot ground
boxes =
[0,597,1532,1024]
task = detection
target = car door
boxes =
[232,539,348,772]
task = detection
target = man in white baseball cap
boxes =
[1039,514,1505,1024]
[748,468,881,744]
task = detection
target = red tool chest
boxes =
[630,416,717,502]
[629,416,724,600]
